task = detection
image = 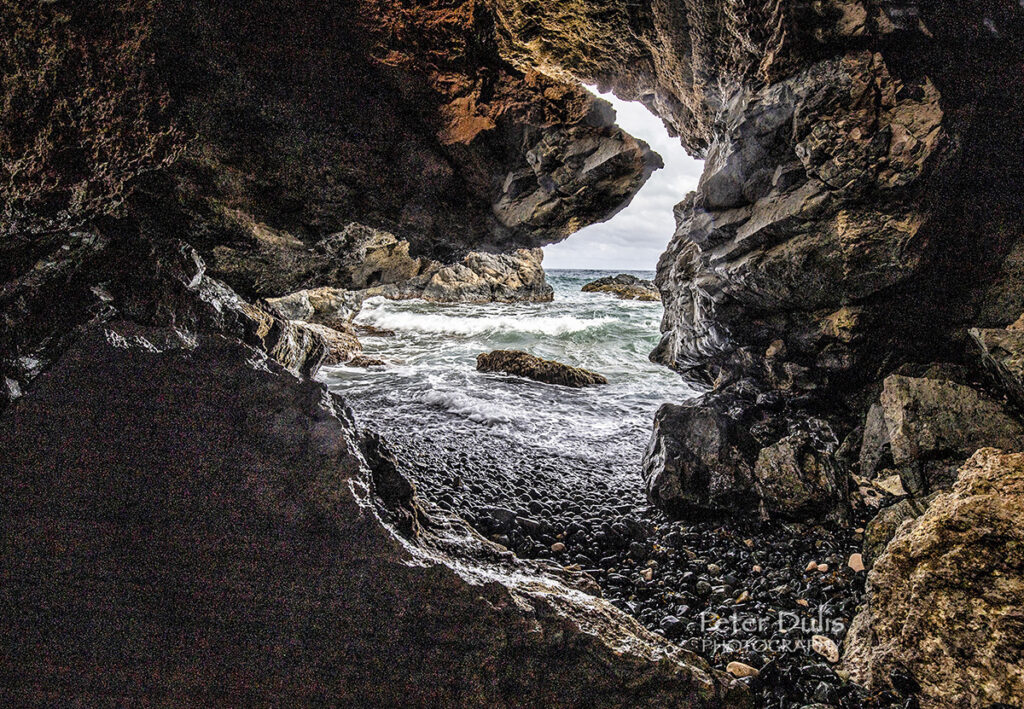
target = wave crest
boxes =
[357,304,614,337]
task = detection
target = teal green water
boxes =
[320,270,700,464]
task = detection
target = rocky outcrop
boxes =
[297,322,362,366]
[212,221,555,303]
[643,395,759,518]
[843,449,1024,708]
[265,287,364,328]
[365,247,554,303]
[476,350,608,388]
[582,274,660,301]
[0,319,746,707]
[2,2,660,299]
[880,373,1024,495]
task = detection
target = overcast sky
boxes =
[543,90,704,272]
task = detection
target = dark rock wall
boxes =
[0,2,748,704]
[490,0,1024,519]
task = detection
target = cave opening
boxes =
[543,88,705,272]
[316,88,715,644]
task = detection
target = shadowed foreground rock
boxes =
[0,322,746,708]
[843,448,1024,708]
[477,350,608,388]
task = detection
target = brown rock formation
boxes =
[477,350,608,388]
[843,448,1024,707]
[582,274,661,301]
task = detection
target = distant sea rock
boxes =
[582,274,660,301]
[476,350,608,388]
[365,247,554,304]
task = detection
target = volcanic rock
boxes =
[753,420,849,524]
[970,325,1024,409]
[582,274,660,301]
[843,449,1024,707]
[476,350,608,388]
[642,395,759,518]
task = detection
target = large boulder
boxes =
[476,350,607,388]
[642,396,759,518]
[582,274,660,301]
[753,420,850,524]
[0,321,747,707]
[843,449,1024,708]
[880,374,1024,495]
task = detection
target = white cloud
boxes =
[544,90,703,271]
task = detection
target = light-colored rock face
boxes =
[0,322,747,707]
[843,449,1024,708]
[880,374,1024,494]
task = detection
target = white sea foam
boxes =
[419,389,514,425]
[357,306,614,337]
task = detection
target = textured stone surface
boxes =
[843,449,1024,708]
[862,493,937,569]
[2,2,660,278]
[296,322,362,366]
[642,395,759,518]
[753,420,849,524]
[369,248,555,304]
[971,325,1024,409]
[881,374,1024,494]
[0,321,747,707]
[859,403,892,479]
[582,274,661,301]
[476,350,608,388]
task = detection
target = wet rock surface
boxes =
[477,350,609,388]
[582,274,661,301]
[374,421,918,709]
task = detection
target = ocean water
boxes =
[320,269,701,467]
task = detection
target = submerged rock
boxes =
[844,449,1024,707]
[582,274,660,301]
[0,321,746,707]
[476,350,607,388]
